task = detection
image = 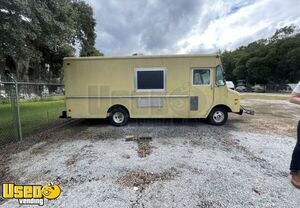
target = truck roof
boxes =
[64,53,220,61]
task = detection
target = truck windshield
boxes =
[216,65,225,86]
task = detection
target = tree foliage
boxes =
[72,0,103,57]
[0,0,102,82]
[221,25,300,84]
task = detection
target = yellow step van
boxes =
[63,54,245,126]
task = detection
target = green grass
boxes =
[0,98,66,145]
[241,93,289,100]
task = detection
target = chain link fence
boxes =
[0,82,19,143]
[0,77,65,145]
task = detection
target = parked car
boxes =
[252,84,265,93]
[236,80,246,87]
[279,84,293,93]
[226,81,235,90]
[236,86,247,92]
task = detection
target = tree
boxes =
[221,51,236,81]
[72,0,103,57]
[270,25,296,42]
[0,0,102,82]
[286,47,300,83]
[221,25,300,85]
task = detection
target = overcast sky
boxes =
[84,0,300,56]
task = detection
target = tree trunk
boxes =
[16,57,30,82]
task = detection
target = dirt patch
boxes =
[252,117,295,135]
[137,140,153,158]
[237,99,299,137]
[125,135,154,158]
[65,153,80,166]
[229,114,296,137]
[118,169,177,192]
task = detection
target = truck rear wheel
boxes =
[108,108,129,126]
[208,107,228,126]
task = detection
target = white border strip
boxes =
[135,67,167,92]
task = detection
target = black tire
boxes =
[108,108,129,126]
[208,107,228,126]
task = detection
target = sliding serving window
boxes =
[135,68,166,92]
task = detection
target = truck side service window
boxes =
[136,68,165,91]
[193,69,210,85]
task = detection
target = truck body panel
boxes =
[64,54,240,120]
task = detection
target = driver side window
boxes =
[216,65,225,86]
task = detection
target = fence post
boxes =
[4,71,23,141]
[15,82,23,141]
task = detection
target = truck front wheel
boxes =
[109,108,129,126]
[208,107,228,126]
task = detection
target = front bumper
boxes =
[240,106,255,115]
[238,109,243,115]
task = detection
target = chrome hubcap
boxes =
[113,112,125,123]
[213,111,225,123]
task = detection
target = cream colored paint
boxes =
[64,54,240,119]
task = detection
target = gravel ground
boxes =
[0,98,300,207]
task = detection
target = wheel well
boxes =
[107,105,130,117]
[211,104,232,113]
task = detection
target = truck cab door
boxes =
[214,64,228,101]
[189,68,214,118]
